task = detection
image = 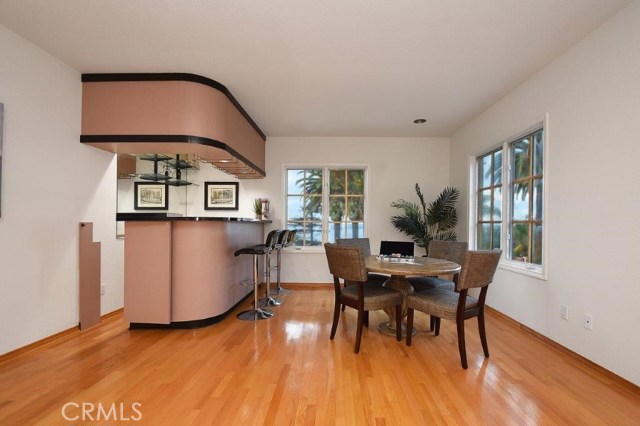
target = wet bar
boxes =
[119,214,270,328]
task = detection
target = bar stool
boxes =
[268,230,290,297]
[257,230,283,307]
[271,229,297,296]
[234,245,274,321]
[234,230,280,321]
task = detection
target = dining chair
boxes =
[405,250,502,369]
[408,240,468,292]
[324,243,403,354]
[336,238,388,285]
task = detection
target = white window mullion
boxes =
[503,141,512,257]
[467,156,477,247]
[322,167,329,244]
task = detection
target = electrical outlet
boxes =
[100,283,106,296]
[561,304,569,320]
[583,313,593,330]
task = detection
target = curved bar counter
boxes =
[119,214,270,329]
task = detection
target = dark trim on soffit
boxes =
[81,72,266,141]
[80,134,266,177]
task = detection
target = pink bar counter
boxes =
[120,214,268,328]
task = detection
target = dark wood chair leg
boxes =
[434,317,441,336]
[478,311,490,357]
[341,304,346,312]
[395,304,402,341]
[355,309,364,354]
[456,317,468,369]
[330,299,341,340]
[430,316,435,332]
[406,308,414,346]
[364,311,369,328]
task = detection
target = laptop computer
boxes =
[379,241,414,256]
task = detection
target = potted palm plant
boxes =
[252,198,263,220]
[390,184,459,256]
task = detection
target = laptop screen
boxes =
[379,241,414,256]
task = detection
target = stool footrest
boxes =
[258,297,283,307]
[237,308,274,321]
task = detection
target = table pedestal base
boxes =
[377,321,417,337]
[379,275,415,337]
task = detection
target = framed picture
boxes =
[205,182,239,210]
[134,182,169,210]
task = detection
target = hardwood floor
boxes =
[0,286,638,425]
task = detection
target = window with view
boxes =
[474,125,545,274]
[286,167,367,247]
[477,148,503,250]
[510,129,544,265]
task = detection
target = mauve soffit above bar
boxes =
[80,73,266,178]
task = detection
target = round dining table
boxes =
[365,255,461,336]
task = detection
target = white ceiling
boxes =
[0,0,630,137]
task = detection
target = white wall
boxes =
[0,25,123,355]
[264,137,450,283]
[450,2,640,384]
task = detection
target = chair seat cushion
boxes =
[234,245,270,256]
[406,288,478,320]
[341,284,403,311]
[407,276,454,292]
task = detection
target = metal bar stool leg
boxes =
[237,254,274,321]
[258,251,282,307]
[271,247,292,295]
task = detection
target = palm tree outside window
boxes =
[475,126,545,268]
[286,167,367,247]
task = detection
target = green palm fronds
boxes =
[390,184,460,255]
[426,186,459,229]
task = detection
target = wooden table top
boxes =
[365,255,461,276]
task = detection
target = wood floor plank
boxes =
[0,287,638,425]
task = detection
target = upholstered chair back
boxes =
[456,250,502,290]
[324,243,368,283]
[336,238,372,256]
[428,240,468,266]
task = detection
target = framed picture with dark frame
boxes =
[134,182,169,210]
[204,182,239,210]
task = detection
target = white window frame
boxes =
[468,114,549,280]
[282,163,370,253]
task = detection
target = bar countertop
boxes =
[117,213,271,223]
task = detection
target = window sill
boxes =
[498,260,548,280]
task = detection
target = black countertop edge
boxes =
[117,213,271,223]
